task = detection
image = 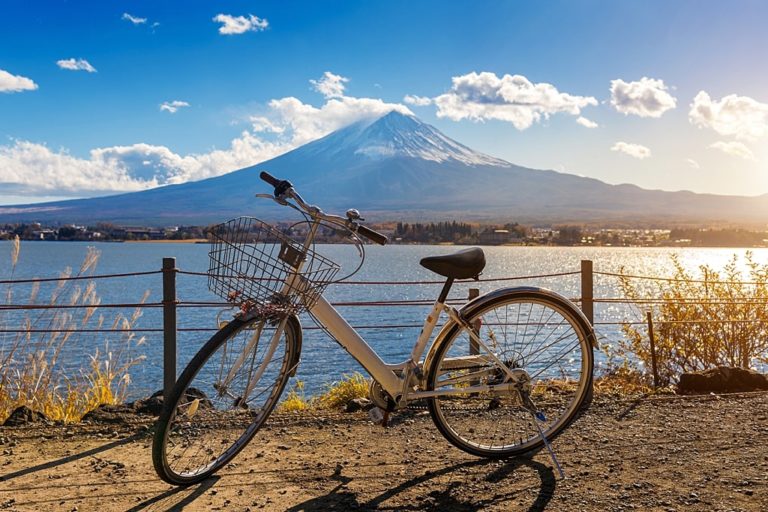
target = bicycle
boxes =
[152,171,596,485]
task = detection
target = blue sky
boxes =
[1,0,767,204]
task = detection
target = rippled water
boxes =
[2,241,767,397]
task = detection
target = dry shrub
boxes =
[614,252,768,387]
[0,238,146,423]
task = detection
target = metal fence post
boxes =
[580,260,594,325]
[646,311,660,389]
[162,257,178,401]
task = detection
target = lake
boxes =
[2,240,767,398]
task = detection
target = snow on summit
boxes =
[306,111,510,167]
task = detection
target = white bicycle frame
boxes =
[308,291,522,406]
[228,190,525,408]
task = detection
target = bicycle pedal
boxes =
[368,407,385,426]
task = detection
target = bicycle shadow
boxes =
[125,476,220,512]
[0,432,146,482]
[285,455,556,512]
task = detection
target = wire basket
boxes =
[207,217,341,314]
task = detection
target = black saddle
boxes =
[419,248,486,280]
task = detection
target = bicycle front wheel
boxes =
[427,288,593,458]
[153,314,299,485]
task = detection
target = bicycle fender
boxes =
[286,314,302,377]
[469,286,598,349]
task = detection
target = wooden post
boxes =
[646,311,659,389]
[468,288,480,355]
[580,260,594,325]
[162,257,178,401]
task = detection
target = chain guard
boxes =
[368,379,397,411]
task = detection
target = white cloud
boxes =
[0,69,38,93]
[0,73,413,197]
[56,58,97,73]
[310,72,349,99]
[268,95,412,147]
[576,116,598,128]
[159,100,190,114]
[433,72,597,130]
[611,141,651,159]
[709,141,756,161]
[404,95,432,107]
[686,158,700,169]
[610,77,676,118]
[249,116,284,134]
[213,14,268,35]
[689,91,768,140]
[122,13,147,24]
[0,133,292,197]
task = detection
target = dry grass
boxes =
[277,380,311,413]
[314,372,369,409]
[0,238,146,423]
[613,252,768,387]
[278,373,369,412]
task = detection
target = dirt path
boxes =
[1,393,767,511]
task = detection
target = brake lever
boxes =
[255,192,288,205]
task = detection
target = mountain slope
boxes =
[2,111,768,226]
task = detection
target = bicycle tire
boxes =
[426,287,594,458]
[153,314,299,485]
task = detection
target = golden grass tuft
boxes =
[277,373,370,412]
[277,380,311,413]
[315,372,369,409]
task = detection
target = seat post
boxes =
[437,277,454,304]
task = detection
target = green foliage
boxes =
[395,221,475,243]
[616,252,768,386]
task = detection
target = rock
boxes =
[345,397,373,413]
[132,390,164,415]
[81,404,135,424]
[182,387,214,409]
[2,406,50,427]
[677,366,768,394]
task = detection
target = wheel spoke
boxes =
[428,292,593,457]
[153,316,296,485]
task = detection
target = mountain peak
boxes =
[300,111,510,167]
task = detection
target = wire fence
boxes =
[2,259,767,336]
[3,257,768,397]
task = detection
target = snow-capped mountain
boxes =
[1,111,768,225]
[301,111,508,166]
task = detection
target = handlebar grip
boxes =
[357,225,388,246]
[260,171,293,196]
[259,171,280,187]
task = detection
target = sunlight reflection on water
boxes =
[2,242,767,397]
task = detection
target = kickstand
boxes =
[530,410,565,479]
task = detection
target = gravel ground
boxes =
[1,392,767,511]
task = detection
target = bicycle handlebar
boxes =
[258,171,388,246]
[357,224,389,246]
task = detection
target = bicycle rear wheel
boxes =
[426,288,593,458]
[153,314,299,485]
